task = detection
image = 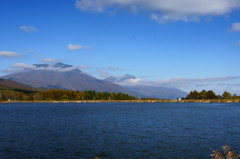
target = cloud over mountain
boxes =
[10,63,78,72]
[11,63,32,68]
[76,0,240,22]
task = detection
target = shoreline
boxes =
[0,99,240,103]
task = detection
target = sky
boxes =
[0,0,240,94]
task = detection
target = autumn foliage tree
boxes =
[186,90,218,99]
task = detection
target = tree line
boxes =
[185,90,239,99]
[0,89,137,101]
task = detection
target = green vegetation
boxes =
[185,90,240,100]
[0,89,137,102]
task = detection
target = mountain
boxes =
[105,74,188,99]
[124,86,188,99]
[2,63,135,95]
[0,78,38,93]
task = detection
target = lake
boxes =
[0,102,240,159]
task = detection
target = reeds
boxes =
[210,145,240,159]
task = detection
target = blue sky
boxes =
[0,0,240,94]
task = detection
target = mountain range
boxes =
[2,63,135,94]
[105,74,188,99]
[2,63,188,99]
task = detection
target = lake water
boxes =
[0,102,240,159]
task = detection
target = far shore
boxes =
[0,99,240,103]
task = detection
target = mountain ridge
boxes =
[2,63,188,99]
[104,74,188,99]
[0,78,38,93]
[2,63,136,95]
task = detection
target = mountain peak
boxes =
[33,63,73,69]
[2,63,134,95]
[22,63,80,72]
[122,74,136,80]
[105,74,136,83]
[53,63,73,68]
[33,64,49,68]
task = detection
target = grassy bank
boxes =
[1,99,240,103]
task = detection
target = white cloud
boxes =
[108,74,240,90]
[27,49,37,53]
[11,63,32,68]
[20,25,37,32]
[2,69,21,73]
[109,67,120,71]
[67,43,89,51]
[30,64,79,72]
[42,58,58,63]
[4,63,35,74]
[155,76,240,88]
[98,69,110,78]
[231,22,240,32]
[78,65,90,69]
[116,78,151,86]
[76,0,240,22]
[0,51,22,58]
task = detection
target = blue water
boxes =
[0,102,240,159]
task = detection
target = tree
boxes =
[186,90,199,99]
[222,91,232,99]
[206,90,217,99]
[199,90,207,99]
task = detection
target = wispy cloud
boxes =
[42,58,58,63]
[155,76,240,88]
[0,51,22,58]
[98,69,112,78]
[67,43,89,51]
[109,67,120,71]
[11,63,32,68]
[2,69,21,73]
[5,63,35,73]
[27,49,37,53]
[107,74,240,90]
[76,0,240,22]
[20,25,37,32]
[97,67,122,78]
[78,65,90,69]
[231,22,240,32]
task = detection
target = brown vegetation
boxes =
[210,145,240,159]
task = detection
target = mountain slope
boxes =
[0,78,38,93]
[2,63,135,95]
[124,86,188,99]
[105,74,188,99]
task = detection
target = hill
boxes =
[0,78,38,93]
